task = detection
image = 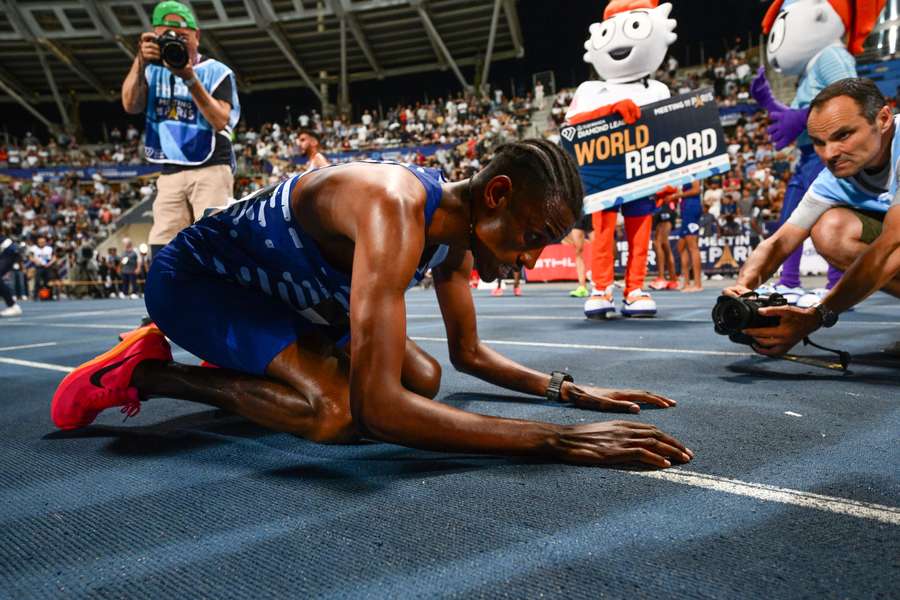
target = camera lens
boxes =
[162,41,188,69]
[712,297,751,334]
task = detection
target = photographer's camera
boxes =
[712,292,787,346]
[153,30,189,69]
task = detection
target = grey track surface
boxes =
[1,286,898,599]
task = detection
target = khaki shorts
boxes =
[853,209,884,245]
[149,164,234,245]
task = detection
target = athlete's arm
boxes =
[432,249,675,413]
[432,248,556,397]
[347,188,556,455]
[347,185,689,466]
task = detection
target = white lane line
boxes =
[0,342,58,352]
[0,356,72,373]
[24,308,143,321]
[632,469,900,526]
[411,336,750,357]
[0,322,133,330]
[784,411,803,417]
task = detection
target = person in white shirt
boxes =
[29,236,56,300]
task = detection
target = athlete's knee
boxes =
[402,341,442,399]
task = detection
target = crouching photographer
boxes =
[121,0,240,260]
[719,78,900,355]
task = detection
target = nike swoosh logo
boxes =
[89,354,139,388]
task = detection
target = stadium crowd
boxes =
[0,173,151,301]
[2,47,803,302]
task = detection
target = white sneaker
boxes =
[584,285,616,319]
[710,274,724,281]
[621,289,657,318]
[795,289,820,308]
[118,292,126,299]
[129,293,139,300]
[109,293,117,299]
[772,284,805,305]
[0,304,22,317]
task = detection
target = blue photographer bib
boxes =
[143,58,240,166]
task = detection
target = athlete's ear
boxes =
[484,175,512,210]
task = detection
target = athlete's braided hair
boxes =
[476,138,584,221]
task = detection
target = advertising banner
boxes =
[560,89,731,213]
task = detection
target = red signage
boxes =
[525,243,589,282]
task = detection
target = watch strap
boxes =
[815,303,838,328]
[546,371,574,402]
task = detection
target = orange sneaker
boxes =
[51,325,172,430]
[491,287,504,297]
[513,287,522,297]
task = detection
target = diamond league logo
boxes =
[560,126,576,142]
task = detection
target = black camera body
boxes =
[712,292,787,346]
[153,31,189,70]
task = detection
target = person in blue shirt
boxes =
[51,141,692,469]
[727,78,899,354]
[121,1,240,259]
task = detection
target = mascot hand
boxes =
[611,99,642,124]
[566,99,642,126]
[768,107,810,150]
[655,185,678,198]
[750,67,786,113]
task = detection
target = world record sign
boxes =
[560,88,731,214]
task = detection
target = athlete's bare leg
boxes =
[130,334,441,444]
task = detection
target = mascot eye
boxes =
[591,21,616,50]
[623,13,652,40]
[769,13,787,52]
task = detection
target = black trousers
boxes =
[0,253,15,307]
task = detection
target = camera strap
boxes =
[779,337,852,372]
[802,337,852,371]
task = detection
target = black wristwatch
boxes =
[814,302,839,328]
[546,371,574,402]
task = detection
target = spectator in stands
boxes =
[119,238,140,299]
[68,240,101,299]
[298,130,329,172]
[29,236,56,300]
[0,235,22,316]
[121,0,240,259]
[100,247,121,298]
[703,177,724,218]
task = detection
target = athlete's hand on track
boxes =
[551,421,693,468]
[562,383,676,413]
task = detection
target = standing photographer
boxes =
[121,1,240,259]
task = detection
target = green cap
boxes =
[152,1,198,30]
